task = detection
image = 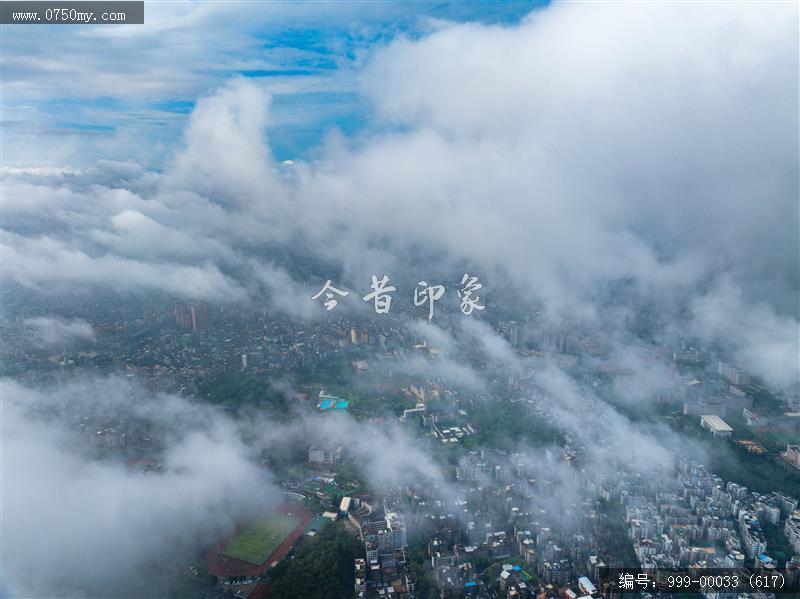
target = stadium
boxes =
[206,503,312,584]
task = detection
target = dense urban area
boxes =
[4,290,800,599]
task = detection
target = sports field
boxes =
[758,430,800,450]
[221,513,301,565]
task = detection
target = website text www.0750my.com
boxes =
[12,8,127,23]
[1,1,143,24]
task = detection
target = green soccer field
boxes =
[758,430,800,450]
[221,513,301,565]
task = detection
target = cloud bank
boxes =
[1,377,280,597]
[2,5,797,380]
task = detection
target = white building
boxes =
[700,415,733,438]
[308,446,342,466]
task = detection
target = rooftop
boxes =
[700,414,733,432]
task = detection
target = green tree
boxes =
[269,522,362,599]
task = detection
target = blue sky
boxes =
[2,1,546,165]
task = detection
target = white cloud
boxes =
[2,2,797,387]
[22,316,95,347]
[1,377,280,597]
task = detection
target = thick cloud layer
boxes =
[2,5,797,380]
[22,316,95,348]
[1,377,280,597]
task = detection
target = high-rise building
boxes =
[783,445,800,470]
[784,512,800,554]
[786,556,800,590]
[174,302,192,328]
[308,446,342,466]
[190,304,209,330]
[718,361,751,386]
[385,512,407,549]
[174,302,209,330]
[354,559,367,597]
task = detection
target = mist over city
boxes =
[1,2,798,598]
